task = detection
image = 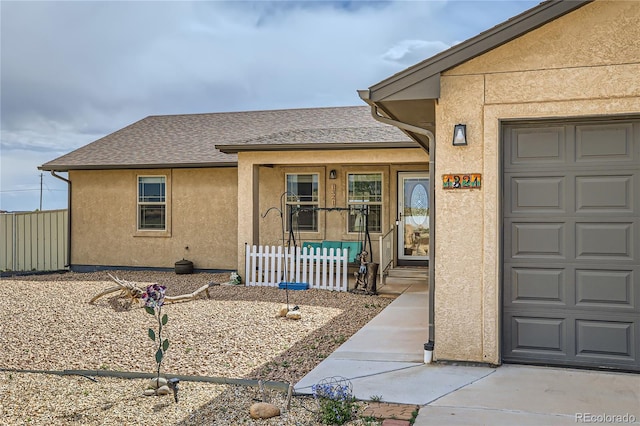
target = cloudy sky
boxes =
[1,0,538,212]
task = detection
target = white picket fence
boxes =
[245,244,349,292]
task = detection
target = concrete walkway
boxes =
[295,283,640,425]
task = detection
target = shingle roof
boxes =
[40,106,414,171]
[217,125,415,153]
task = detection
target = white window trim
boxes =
[137,175,167,231]
[285,172,320,233]
[346,171,384,234]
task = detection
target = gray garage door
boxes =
[503,118,640,371]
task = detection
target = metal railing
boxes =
[378,224,395,285]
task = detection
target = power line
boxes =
[0,189,66,193]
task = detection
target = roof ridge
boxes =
[144,105,369,119]
[241,124,404,140]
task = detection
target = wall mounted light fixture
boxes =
[329,169,337,179]
[452,124,467,146]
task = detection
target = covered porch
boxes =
[218,145,431,289]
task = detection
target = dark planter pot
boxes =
[175,259,194,275]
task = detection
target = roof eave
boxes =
[38,162,239,172]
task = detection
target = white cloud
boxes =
[0,0,540,211]
[0,149,69,212]
[382,39,452,65]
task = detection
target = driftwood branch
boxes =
[89,286,122,304]
[89,273,218,305]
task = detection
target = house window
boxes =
[348,173,382,233]
[138,176,166,230]
[286,174,319,232]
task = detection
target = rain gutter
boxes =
[39,162,238,171]
[49,171,72,268]
[358,89,437,351]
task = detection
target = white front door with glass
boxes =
[398,172,429,262]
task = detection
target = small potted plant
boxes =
[230,271,242,285]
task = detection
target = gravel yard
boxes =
[0,271,391,425]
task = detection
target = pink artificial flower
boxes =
[141,284,166,308]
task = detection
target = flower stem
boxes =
[156,306,163,381]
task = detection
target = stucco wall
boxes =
[70,167,238,270]
[434,0,640,364]
[236,148,429,273]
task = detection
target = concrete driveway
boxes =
[296,282,640,425]
[414,364,640,425]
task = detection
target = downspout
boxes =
[50,171,71,269]
[357,90,437,354]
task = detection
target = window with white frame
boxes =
[286,173,319,232]
[138,176,166,230]
[347,173,382,233]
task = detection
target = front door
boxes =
[398,172,429,263]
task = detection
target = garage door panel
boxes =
[509,126,566,166]
[576,123,634,162]
[576,320,635,360]
[575,222,633,260]
[575,269,634,309]
[512,222,566,258]
[509,267,566,305]
[576,175,634,213]
[508,316,567,355]
[511,176,565,213]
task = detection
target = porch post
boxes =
[237,159,260,275]
[252,164,260,243]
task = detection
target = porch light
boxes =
[329,169,337,179]
[452,124,467,146]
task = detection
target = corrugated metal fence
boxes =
[0,210,68,272]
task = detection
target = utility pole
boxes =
[40,172,43,211]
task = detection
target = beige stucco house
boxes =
[361,0,639,371]
[39,106,429,277]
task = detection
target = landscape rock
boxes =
[156,385,171,396]
[143,389,156,396]
[286,310,301,320]
[148,377,168,389]
[249,402,281,419]
[278,305,289,317]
